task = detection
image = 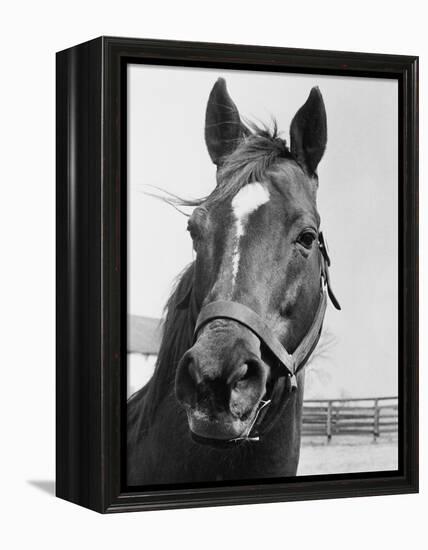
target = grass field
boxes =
[298,435,398,476]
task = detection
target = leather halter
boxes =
[192,232,340,443]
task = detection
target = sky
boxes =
[127,64,398,399]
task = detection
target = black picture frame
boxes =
[56,36,418,513]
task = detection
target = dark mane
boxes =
[160,122,294,210]
[135,262,197,428]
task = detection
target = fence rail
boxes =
[302,397,398,440]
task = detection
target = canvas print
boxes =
[126,65,398,486]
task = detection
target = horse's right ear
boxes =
[205,78,247,166]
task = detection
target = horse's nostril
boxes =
[229,363,249,388]
[230,360,262,388]
[229,360,265,419]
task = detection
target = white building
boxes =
[127,315,162,398]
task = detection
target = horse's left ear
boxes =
[290,87,327,175]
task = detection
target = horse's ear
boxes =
[290,87,327,175]
[205,78,247,166]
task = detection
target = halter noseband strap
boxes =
[194,291,327,389]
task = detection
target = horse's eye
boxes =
[298,231,317,249]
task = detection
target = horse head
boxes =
[175,78,336,446]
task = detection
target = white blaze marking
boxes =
[230,182,270,286]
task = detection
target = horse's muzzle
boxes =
[175,319,269,442]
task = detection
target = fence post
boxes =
[326,400,332,442]
[373,398,379,441]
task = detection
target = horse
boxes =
[127,78,340,486]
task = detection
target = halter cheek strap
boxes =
[319,232,341,311]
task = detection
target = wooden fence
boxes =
[302,397,398,440]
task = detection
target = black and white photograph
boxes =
[1,0,423,543]
[126,64,398,486]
